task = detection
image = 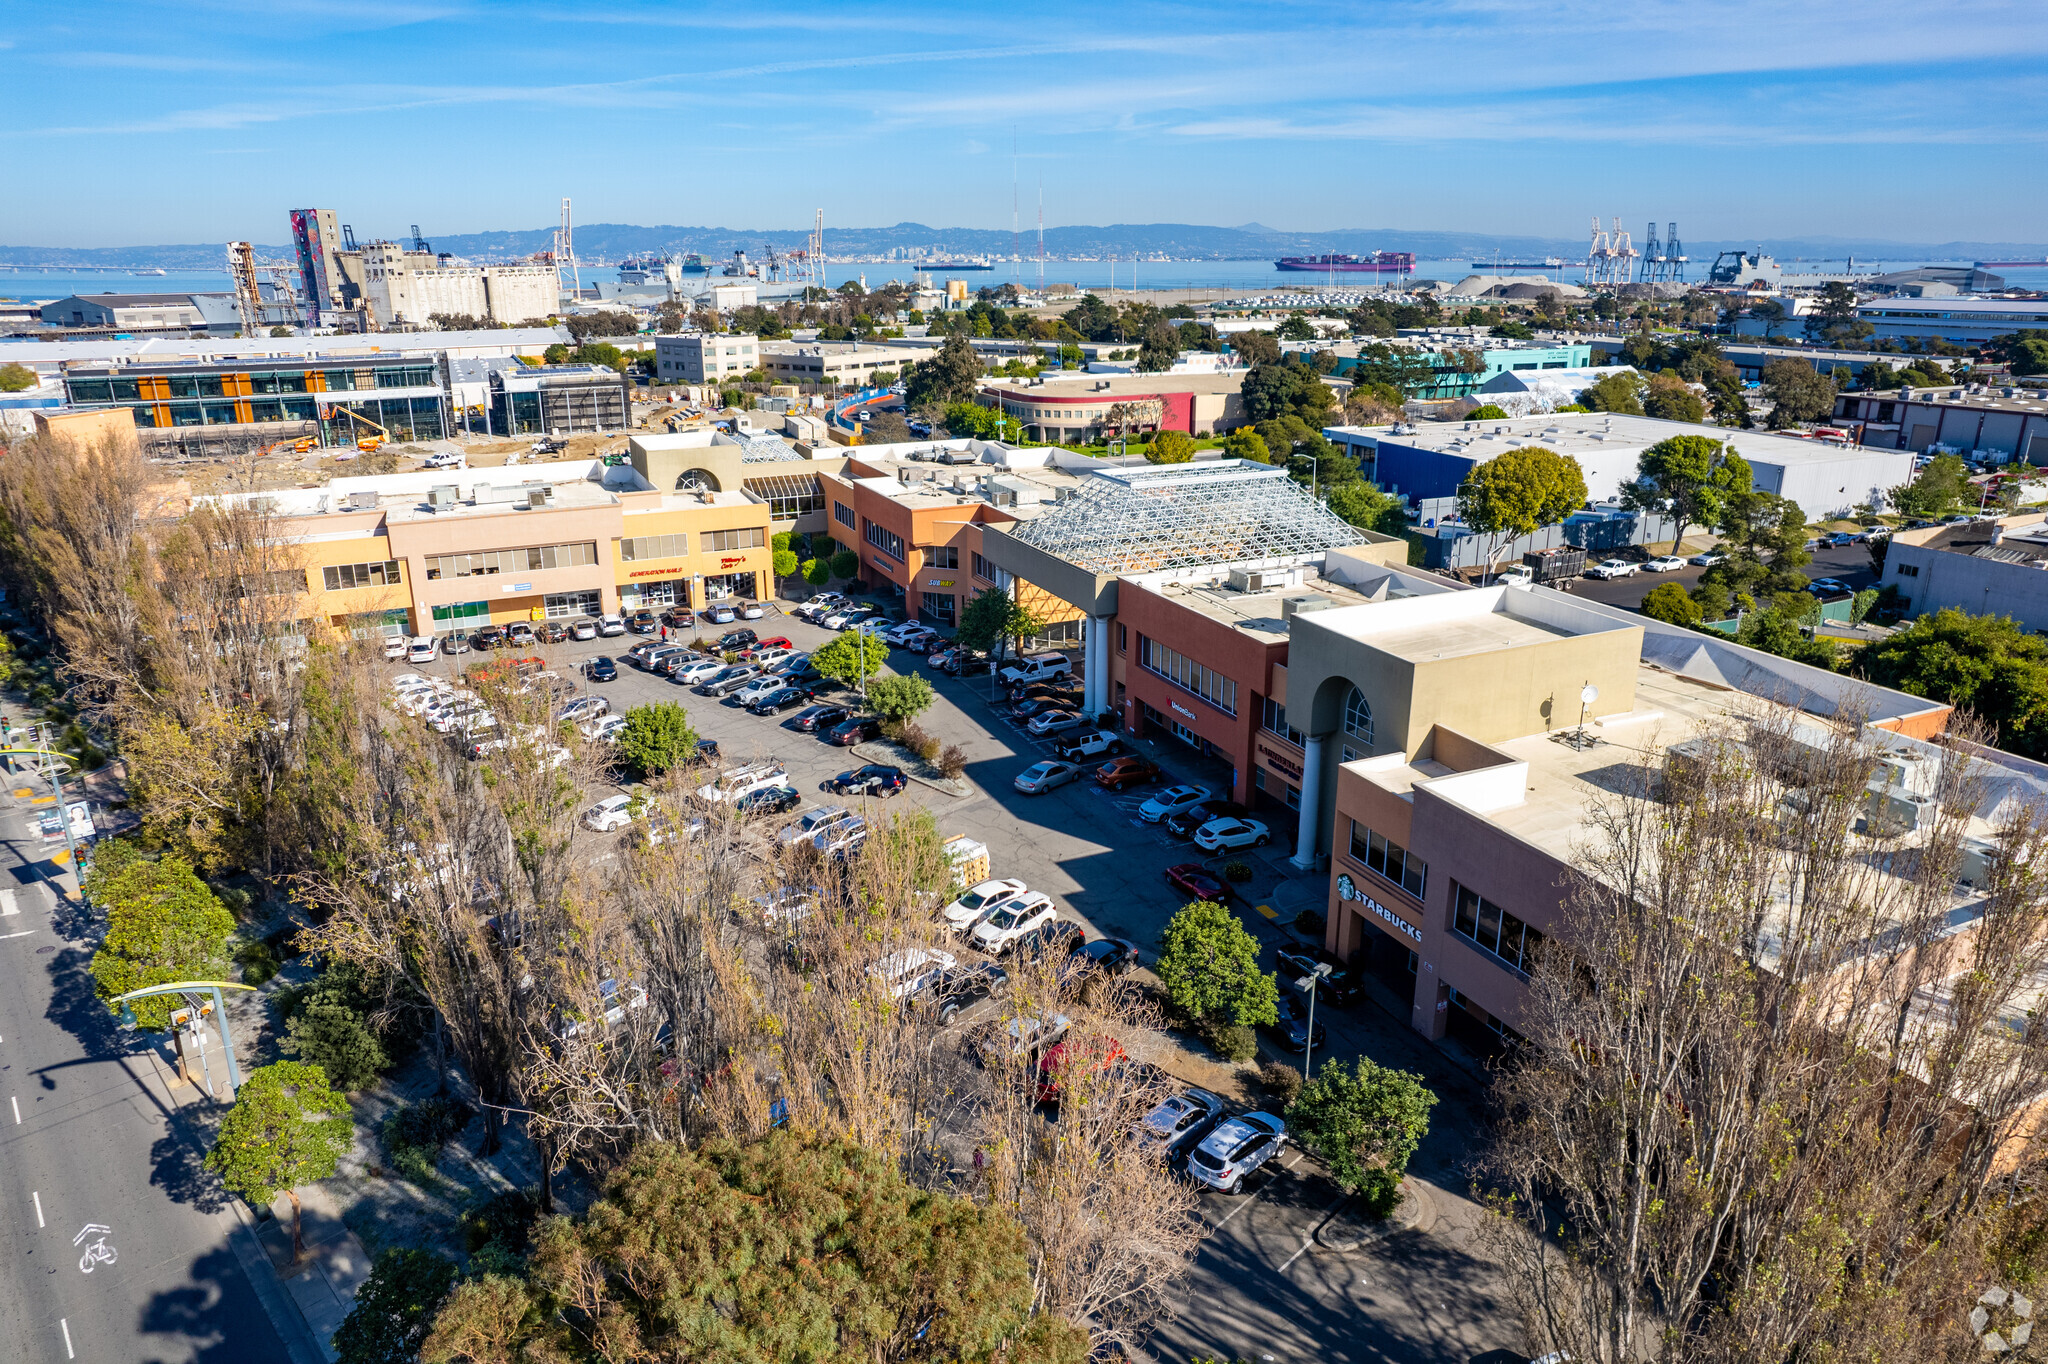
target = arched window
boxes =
[1343,686,1374,747]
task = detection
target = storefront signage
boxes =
[629,566,683,579]
[929,578,954,588]
[719,555,746,569]
[1257,743,1303,781]
[1336,873,1423,944]
[502,582,532,593]
[1170,700,1197,722]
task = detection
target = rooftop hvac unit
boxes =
[1663,735,1743,800]
[1228,566,1297,593]
[347,491,380,510]
[1279,594,1334,624]
[426,485,459,508]
[526,489,546,509]
[1959,835,2000,889]
[1870,749,1937,797]
[1863,783,1933,836]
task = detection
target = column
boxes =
[1082,615,1106,717]
[1091,615,1110,715]
[1290,732,1329,873]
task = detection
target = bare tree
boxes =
[1482,704,2048,1363]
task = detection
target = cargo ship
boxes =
[1274,251,1415,273]
[916,258,995,271]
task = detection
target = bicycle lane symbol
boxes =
[73,1224,115,1273]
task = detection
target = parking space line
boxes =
[60,1317,73,1359]
[33,1190,43,1226]
[1207,1151,1304,1232]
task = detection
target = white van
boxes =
[695,759,789,804]
[998,652,1072,686]
[406,637,438,665]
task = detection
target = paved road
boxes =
[0,791,306,1362]
[1560,540,1880,612]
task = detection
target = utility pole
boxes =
[1297,964,1332,1080]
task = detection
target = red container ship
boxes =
[1273,251,1415,273]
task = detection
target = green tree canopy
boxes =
[1988,330,2048,377]
[772,547,799,579]
[954,587,1041,664]
[941,401,1005,441]
[85,841,237,1030]
[1155,900,1278,1028]
[1222,428,1271,464]
[0,362,37,393]
[904,333,982,408]
[866,672,935,723]
[1642,374,1706,423]
[1858,608,2048,758]
[1242,359,1335,425]
[281,1000,388,1093]
[1456,445,1589,567]
[1736,593,1839,670]
[1887,453,1973,521]
[1640,581,1704,627]
[809,632,888,687]
[802,557,831,586]
[1229,328,1283,367]
[615,702,699,779]
[1288,1057,1437,1214]
[1325,480,1408,536]
[420,1134,1087,1364]
[1146,429,1196,464]
[1618,435,1753,544]
[1490,319,1534,340]
[334,1248,458,1364]
[1465,403,1508,421]
[204,1061,353,1262]
[1581,371,1647,415]
[1761,357,1838,428]
[1138,322,1180,372]
[829,547,860,579]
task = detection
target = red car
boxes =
[1096,756,1161,790]
[1165,863,1231,903]
[1035,1032,1128,1104]
[740,636,794,660]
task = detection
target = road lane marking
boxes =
[33,1190,43,1227]
[0,930,34,940]
[1278,1236,1316,1272]
[9,1095,17,1123]
[60,1318,72,1359]
[0,889,16,916]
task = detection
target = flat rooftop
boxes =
[1128,557,1434,640]
[1337,412,1875,469]
[1873,384,2048,414]
[990,371,1247,400]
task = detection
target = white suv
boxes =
[970,892,1057,955]
[998,652,1071,686]
[582,794,640,832]
[731,676,786,707]
[941,878,1028,934]
[406,637,438,665]
[695,760,789,804]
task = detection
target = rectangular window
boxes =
[1261,696,1304,747]
[423,541,597,579]
[1348,819,1427,900]
[1896,562,1918,577]
[700,527,765,553]
[925,545,958,569]
[864,520,905,562]
[971,552,1014,590]
[544,590,601,618]
[1118,623,1127,653]
[430,600,490,628]
[1453,884,1543,976]
[742,474,825,519]
[1137,635,1237,715]
[619,533,688,562]
[834,501,856,530]
[321,560,402,591]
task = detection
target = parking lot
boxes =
[395,601,1520,1363]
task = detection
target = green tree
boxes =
[1581,371,1646,415]
[204,1061,353,1262]
[1858,609,2048,758]
[954,587,1041,668]
[802,557,830,586]
[1222,428,1271,464]
[1490,319,1535,340]
[1737,593,1839,669]
[1138,322,1180,373]
[1276,314,1316,342]
[281,1000,388,1093]
[1466,404,1508,421]
[1987,330,2048,377]
[1761,357,1838,428]
[830,547,860,579]
[1325,480,1408,536]
[1887,453,1973,520]
[1155,900,1278,1028]
[614,702,699,779]
[941,400,1007,441]
[1642,374,1706,423]
[810,632,887,687]
[1456,445,1589,574]
[85,841,237,1030]
[772,547,799,580]
[0,362,40,392]
[1619,435,1753,546]
[1749,299,1788,338]
[1640,581,1704,627]
[421,1134,1085,1364]
[1147,429,1196,464]
[866,672,935,723]
[1229,328,1283,367]
[333,1248,457,1364]
[905,332,983,408]
[1242,359,1335,425]
[1287,1058,1437,1215]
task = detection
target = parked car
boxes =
[717,628,759,651]
[1056,729,1124,760]
[813,818,870,859]
[1072,936,1141,977]
[1134,1088,1226,1161]
[821,764,906,798]
[1807,577,1852,596]
[998,652,1072,686]
[921,961,1008,1025]
[1139,784,1212,824]
[790,703,851,734]
[933,651,991,677]
[1268,992,1328,1052]
[583,656,618,682]
[1025,709,1086,737]
[941,878,1030,934]
[1194,816,1272,851]
[382,636,409,662]
[826,716,883,747]
[1829,531,1861,546]
[538,620,570,644]
[1164,798,1250,840]
[582,794,640,832]
[673,656,727,685]
[1165,863,1231,902]
[704,604,738,625]
[1035,1032,1128,1104]
[695,665,762,697]
[867,947,958,1001]
[742,645,796,670]
[821,604,875,629]
[696,760,791,805]
[582,714,628,744]
[732,784,802,817]
[661,607,695,630]
[628,609,660,635]
[570,617,600,641]
[970,893,1058,955]
[1586,558,1639,579]
[1642,555,1688,573]
[1097,756,1162,790]
[440,634,473,656]
[406,637,437,664]
[1187,1112,1288,1194]
[730,676,789,707]
[1014,759,1084,794]
[746,685,816,715]
[739,601,766,620]
[779,805,856,846]
[505,623,537,648]
[557,695,610,724]
[1687,550,1727,567]
[973,1012,1071,1066]
[597,614,627,636]
[1013,919,1085,963]
[471,625,507,650]
[1273,943,1362,1007]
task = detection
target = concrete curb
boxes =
[849,740,971,797]
[1314,1176,1434,1252]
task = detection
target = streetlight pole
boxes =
[1297,963,1332,1081]
[113,980,257,1098]
[2,736,86,909]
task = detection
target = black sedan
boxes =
[790,703,851,734]
[821,764,907,797]
[1013,920,1085,963]
[1273,943,1362,1007]
[470,626,506,650]
[944,654,993,678]
[1269,992,1328,1052]
[746,686,816,715]
[921,961,1009,1025]
[1164,798,1252,840]
[733,784,802,817]
[718,628,759,651]
[583,656,618,682]
[826,715,883,746]
[1072,936,1141,976]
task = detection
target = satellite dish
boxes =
[1581,683,1599,705]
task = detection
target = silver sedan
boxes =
[1014,759,1084,794]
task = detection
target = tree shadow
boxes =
[136,1241,290,1364]
[44,939,128,1063]
[149,1129,231,1215]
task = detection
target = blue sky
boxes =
[4,0,2044,247]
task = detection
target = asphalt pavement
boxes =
[0,779,316,1361]
[1558,539,1882,612]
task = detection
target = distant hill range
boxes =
[4,222,2042,271]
